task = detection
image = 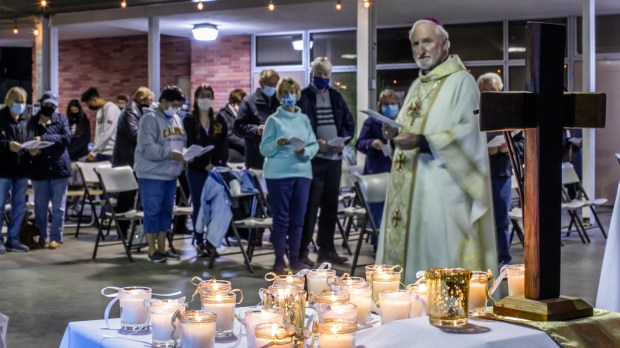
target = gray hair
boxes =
[311,57,333,74]
[477,72,504,90]
[409,19,450,42]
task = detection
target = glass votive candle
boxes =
[365,264,402,283]
[344,281,372,324]
[307,269,336,296]
[372,271,401,304]
[379,290,411,324]
[174,310,216,348]
[118,286,152,331]
[317,319,357,348]
[316,302,358,323]
[468,271,491,315]
[201,291,242,337]
[506,264,525,297]
[265,272,306,290]
[254,323,295,348]
[425,268,472,327]
[313,290,350,305]
[406,283,427,318]
[150,297,186,347]
[196,278,232,296]
[241,308,284,348]
[262,285,307,337]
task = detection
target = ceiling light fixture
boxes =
[13,21,18,34]
[121,0,127,8]
[192,23,218,41]
[33,22,39,36]
[40,0,48,8]
[268,0,275,11]
[292,39,313,51]
[363,0,371,8]
[336,0,342,10]
[197,0,204,10]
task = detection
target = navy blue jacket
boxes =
[234,89,279,169]
[26,112,72,180]
[356,118,392,174]
[183,112,229,173]
[0,107,30,178]
[297,86,355,147]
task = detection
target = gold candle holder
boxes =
[371,271,401,304]
[262,285,307,338]
[265,272,306,290]
[424,268,472,327]
[312,290,350,305]
[254,323,295,348]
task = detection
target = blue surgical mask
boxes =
[281,94,297,108]
[164,106,178,118]
[313,76,330,90]
[263,86,276,97]
[11,103,26,116]
[381,104,399,118]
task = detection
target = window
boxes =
[508,18,567,59]
[377,69,418,97]
[443,22,503,61]
[310,31,357,66]
[466,66,504,86]
[509,64,568,91]
[331,72,357,118]
[377,27,413,64]
[577,14,620,54]
[256,34,303,66]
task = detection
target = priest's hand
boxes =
[393,132,420,150]
[382,123,398,140]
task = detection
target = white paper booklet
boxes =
[20,140,54,150]
[487,135,506,148]
[182,144,214,161]
[360,109,404,128]
[327,136,351,147]
[288,136,306,151]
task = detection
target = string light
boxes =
[33,22,39,36]
[197,0,204,10]
[40,0,48,7]
[121,0,126,8]
[336,0,342,10]
[13,21,18,34]
[268,0,275,11]
[363,0,371,8]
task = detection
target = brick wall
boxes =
[191,35,252,111]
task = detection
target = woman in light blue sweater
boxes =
[260,77,318,273]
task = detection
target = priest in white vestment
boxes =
[377,19,497,284]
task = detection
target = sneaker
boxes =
[0,241,5,254]
[6,241,30,252]
[196,243,209,258]
[299,250,315,268]
[49,241,61,250]
[317,249,348,264]
[148,251,167,263]
[165,249,180,260]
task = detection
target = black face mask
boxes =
[41,106,55,117]
[88,105,99,111]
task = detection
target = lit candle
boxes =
[317,320,356,348]
[468,272,490,313]
[201,292,237,337]
[372,271,401,303]
[118,287,151,330]
[307,269,336,296]
[346,281,372,324]
[507,264,525,296]
[318,303,358,323]
[242,309,284,348]
[379,290,411,324]
[150,297,185,346]
[254,323,294,348]
[179,311,216,348]
[406,283,427,318]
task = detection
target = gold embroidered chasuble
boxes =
[376,55,497,284]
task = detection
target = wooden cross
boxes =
[479,22,606,320]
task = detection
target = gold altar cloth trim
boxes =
[481,308,620,348]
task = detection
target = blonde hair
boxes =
[4,86,27,106]
[276,77,301,100]
[132,86,154,100]
[259,69,279,84]
[377,89,402,109]
[311,57,333,75]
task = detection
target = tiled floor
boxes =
[0,207,612,347]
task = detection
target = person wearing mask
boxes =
[218,89,247,163]
[260,77,319,273]
[81,87,121,162]
[66,99,91,162]
[134,85,186,263]
[184,84,228,257]
[298,57,355,266]
[0,87,31,253]
[115,94,129,111]
[27,91,72,250]
[234,69,280,170]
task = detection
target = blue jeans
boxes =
[492,176,512,264]
[138,178,176,234]
[267,177,311,263]
[95,154,111,162]
[33,178,69,243]
[0,177,28,244]
[186,169,209,244]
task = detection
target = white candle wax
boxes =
[349,294,371,323]
[307,276,330,295]
[119,298,147,324]
[319,332,355,348]
[321,303,357,323]
[255,335,293,348]
[372,280,399,302]
[181,321,216,348]
[244,311,284,348]
[468,282,488,310]
[409,294,425,318]
[379,292,410,324]
[508,274,525,296]
[202,301,235,331]
[151,310,177,341]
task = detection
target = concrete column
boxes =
[356,0,377,129]
[581,0,596,220]
[148,17,160,99]
[34,16,59,97]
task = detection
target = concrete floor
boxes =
[0,207,612,348]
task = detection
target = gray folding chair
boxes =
[74,161,111,238]
[562,162,607,240]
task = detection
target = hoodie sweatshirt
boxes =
[259,106,318,179]
[134,105,186,181]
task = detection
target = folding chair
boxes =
[92,166,143,261]
[169,179,193,252]
[561,162,608,239]
[349,172,390,276]
[74,161,111,238]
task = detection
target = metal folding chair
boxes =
[74,161,111,238]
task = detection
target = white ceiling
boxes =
[0,0,619,47]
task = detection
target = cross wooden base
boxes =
[493,295,593,321]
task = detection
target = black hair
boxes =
[66,99,88,137]
[80,87,100,103]
[159,85,186,103]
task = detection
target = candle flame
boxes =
[215,294,223,301]
[287,275,293,282]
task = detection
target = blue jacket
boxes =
[26,112,72,180]
[259,106,318,180]
[356,118,392,175]
[196,173,234,247]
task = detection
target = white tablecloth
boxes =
[596,181,620,312]
[59,309,556,348]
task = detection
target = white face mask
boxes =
[197,98,213,111]
[164,106,179,117]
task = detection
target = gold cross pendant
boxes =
[390,208,403,229]
[407,100,421,119]
[394,152,406,171]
